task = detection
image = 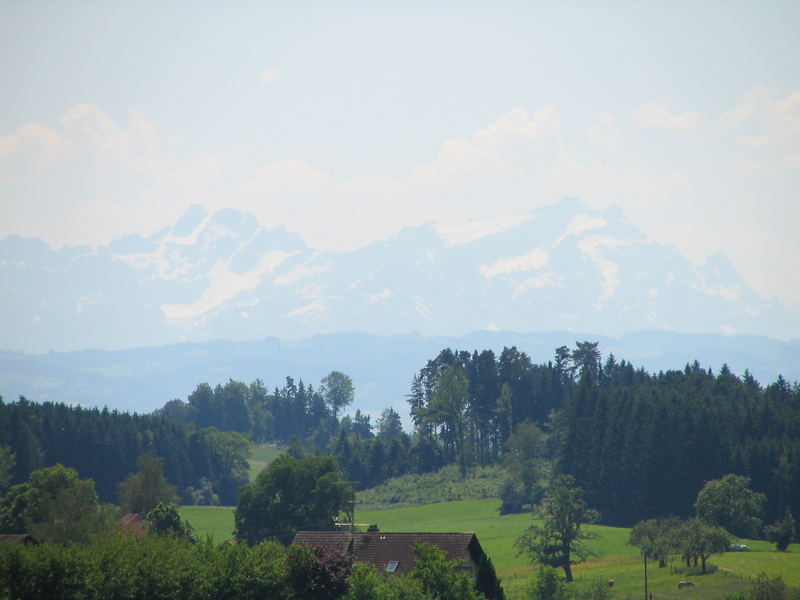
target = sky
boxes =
[2,1,799,306]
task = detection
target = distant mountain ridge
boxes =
[1,198,796,353]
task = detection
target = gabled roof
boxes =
[120,512,148,534]
[292,531,483,576]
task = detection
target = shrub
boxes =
[570,580,613,600]
[749,572,800,600]
[525,567,568,600]
[358,464,505,507]
[765,509,796,552]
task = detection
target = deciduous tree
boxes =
[629,517,682,568]
[117,453,179,515]
[146,502,196,542]
[376,407,403,441]
[503,420,547,508]
[0,464,112,544]
[411,542,481,600]
[673,518,730,573]
[428,365,472,479]
[515,475,599,582]
[320,371,355,419]
[235,454,353,545]
[694,474,765,538]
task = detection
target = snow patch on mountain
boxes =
[556,214,607,244]
[577,236,625,303]
[479,246,549,278]
[112,248,192,280]
[287,302,328,319]
[438,212,536,246]
[162,249,295,322]
[368,288,392,302]
[275,254,331,286]
[511,273,560,299]
[413,296,438,321]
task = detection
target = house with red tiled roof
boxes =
[119,512,148,534]
[294,529,482,576]
[292,527,504,599]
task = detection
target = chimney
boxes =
[367,524,379,532]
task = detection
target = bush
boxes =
[146,502,197,542]
[749,572,800,600]
[358,464,505,507]
[569,580,613,600]
[765,509,796,552]
[525,567,568,600]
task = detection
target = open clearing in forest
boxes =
[247,443,284,482]
[182,498,799,599]
[180,505,235,542]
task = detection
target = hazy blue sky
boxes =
[2,2,799,304]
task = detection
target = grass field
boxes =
[247,443,283,482]
[180,505,235,542]
[181,498,800,599]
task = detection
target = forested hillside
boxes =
[402,344,800,526]
[557,361,800,525]
[0,398,249,504]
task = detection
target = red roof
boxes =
[292,531,483,576]
[120,512,148,534]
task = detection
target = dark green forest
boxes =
[0,398,249,505]
[403,344,800,527]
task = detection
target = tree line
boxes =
[158,371,355,449]
[0,397,249,505]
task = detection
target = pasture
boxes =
[181,498,799,599]
[247,442,284,482]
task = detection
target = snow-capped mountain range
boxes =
[1,198,795,353]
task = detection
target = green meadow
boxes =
[357,499,800,599]
[180,505,235,542]
[247,443,284,482]
[182,497,799,599]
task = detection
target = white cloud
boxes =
[417,106,562,176]
[631,101,700,131]
[588,112,624,151]
[0,105,221,247]
[260,68,282,83]
[717,86,800,173]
